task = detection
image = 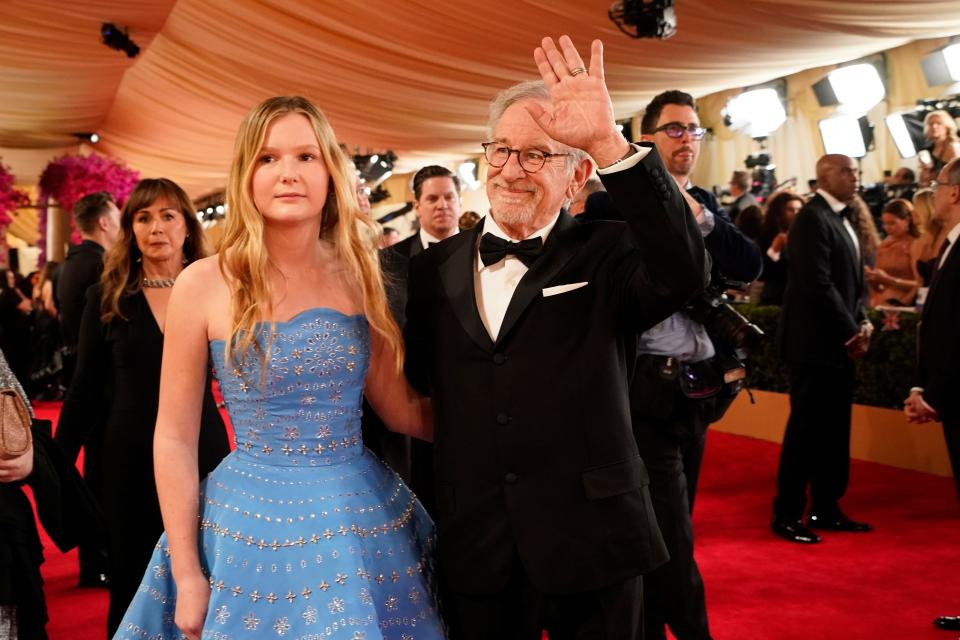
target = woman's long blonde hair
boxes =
[101,178,208,323]
[218,96,401,375]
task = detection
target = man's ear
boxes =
[97,215,110,231]
[566,157,594,200]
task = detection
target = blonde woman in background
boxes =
[919,109,960,184]
[911,188,950,287]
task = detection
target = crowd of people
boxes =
[0,33,958,640]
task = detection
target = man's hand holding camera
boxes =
[844,320,873,360]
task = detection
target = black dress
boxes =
[54,285,230,638]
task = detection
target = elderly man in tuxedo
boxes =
[404,35,707,639]
[772,153,875,544]
[905,157,960,635]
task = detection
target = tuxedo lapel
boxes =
[438,225,494,352]
[923,243,958,321]
[496,212,582,346]
[817,197,860,284]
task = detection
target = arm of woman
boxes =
[153,265,213,638]
[41,280,57,318]
[364,329,432,442]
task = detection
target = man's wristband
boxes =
[599,144,637,170]
[910,387,924,394]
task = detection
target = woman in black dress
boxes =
[54,178,230,637]
[0,269,33,386]
[757,190,804,306]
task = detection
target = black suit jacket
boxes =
[57,240,105,348]
[917,232,960,421]
[779,194,865,367]
[404,145,705,595]
[381,233,423,329]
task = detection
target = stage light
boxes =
[884,111,930,159]
[353,151,396,187]
[724,88,786,138]
[73,132,100,144]
[101,23,140,58]
[921,43,960,86]
[608,0,676,39]
[458,161,481,190]
[818,115,874,158]
[812,63,886,114]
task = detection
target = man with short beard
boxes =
[631,89,762,640]
[404,36,706,638]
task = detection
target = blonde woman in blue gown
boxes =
[114,96,444,640]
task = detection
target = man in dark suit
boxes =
[404,36,707,638]
[772,154,874,544]
[632,89,762,640]
[55,190,119,588]
[366,165,461,511]
[905,158,960,635]
[905,157,960,502]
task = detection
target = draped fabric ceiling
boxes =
[3,0,960,202]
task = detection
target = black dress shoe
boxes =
[771,516,821,543]
[806,511,873,532]
[934,616,960,630]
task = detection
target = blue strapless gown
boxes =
[114,308,445,639]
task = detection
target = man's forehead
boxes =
[493,101,559,148]
[422,176,458,193]
[657,103,699,126]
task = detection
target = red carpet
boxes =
[30,402,959,639]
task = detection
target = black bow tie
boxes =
[479,233,543,267]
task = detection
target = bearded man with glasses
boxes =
[403,36,708,639]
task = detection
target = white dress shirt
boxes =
[817,188,860,262]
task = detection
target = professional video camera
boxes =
[685,275,765,357]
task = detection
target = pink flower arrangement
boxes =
[38,154,140,262]
[0,161,29,227]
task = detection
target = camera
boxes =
[685,276,765,356]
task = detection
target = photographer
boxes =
[633,90,763,640]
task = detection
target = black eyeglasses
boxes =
[481,142,571,173]
[652,122,708,140]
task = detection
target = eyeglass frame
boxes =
[481,142,572,173]
[929,179,957,192]
[651,122,708,140]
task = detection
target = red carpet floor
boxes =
[30,402,959,639]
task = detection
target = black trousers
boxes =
[445,554,643,640]
[634,410,712,640]
[942,416,960,506]
[774,362,855,519]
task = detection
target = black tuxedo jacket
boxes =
[917,232,960,421]
[779,194,865,368]
[57,240,105,348]
[381,233,423,329]
[404,145,706,595]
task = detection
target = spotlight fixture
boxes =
[194,191,226,223]
[352,151,396,187]
[73,132,100,144]
[812,61,886,114]
[101,23,140,58]
[885,111,926,159]
[818,115,874,159]
[724,86,787,139]
[921,43,960,86]
[608,0,676,39]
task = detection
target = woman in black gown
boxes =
[757,190,804,306]
[55,178,230,637]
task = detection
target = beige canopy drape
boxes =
[2,1,960,199]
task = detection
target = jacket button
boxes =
[652,167,662,177]
[493,353,506,365]
[496,412,510,425]
[504,472,518,484]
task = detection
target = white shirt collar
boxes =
[816,188,849,215]
[476,212,560,272]
[419,227,457,250]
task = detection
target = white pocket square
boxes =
[542,282,588,297]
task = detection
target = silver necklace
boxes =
[142,277,177,288]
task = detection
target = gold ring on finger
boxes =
[570,67,587,77]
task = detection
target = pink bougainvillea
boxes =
[0,161,29,227]
[38,154,140,262]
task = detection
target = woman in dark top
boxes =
[0,269,33,386]
[918,109,960,184]
[54,178,230,637]
[757,190,804,305]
